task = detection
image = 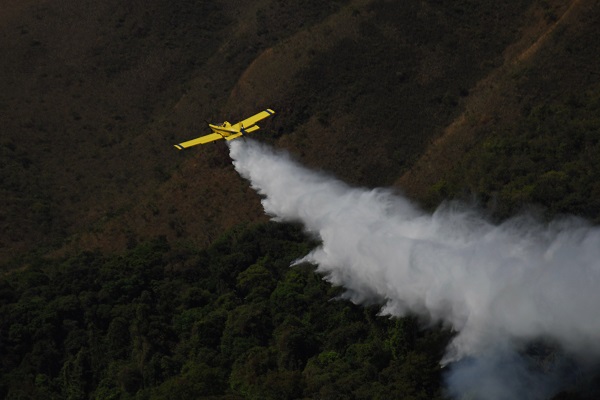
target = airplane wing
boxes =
[238,108,275,128]
[174,133,223,150]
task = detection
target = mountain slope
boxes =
[1,0,599,262]
[65,0,543,256]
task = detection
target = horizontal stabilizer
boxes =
[241,125,260,134]
[225,125,260,141]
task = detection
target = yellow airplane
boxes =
[174,109,275,150]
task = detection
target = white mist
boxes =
[230,139,600,399]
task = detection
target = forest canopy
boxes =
[0,222,451,399]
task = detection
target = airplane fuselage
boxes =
[209,121,239,138]
[209,121,257,141]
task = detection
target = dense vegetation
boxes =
[425,78,600,222]
[1,222,451,399]
[413,1,600,222]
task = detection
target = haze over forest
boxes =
[1,0,600,399]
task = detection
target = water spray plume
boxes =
[229,139,600,399]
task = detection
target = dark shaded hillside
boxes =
[0,0,233,259]
[277,0,534,186]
